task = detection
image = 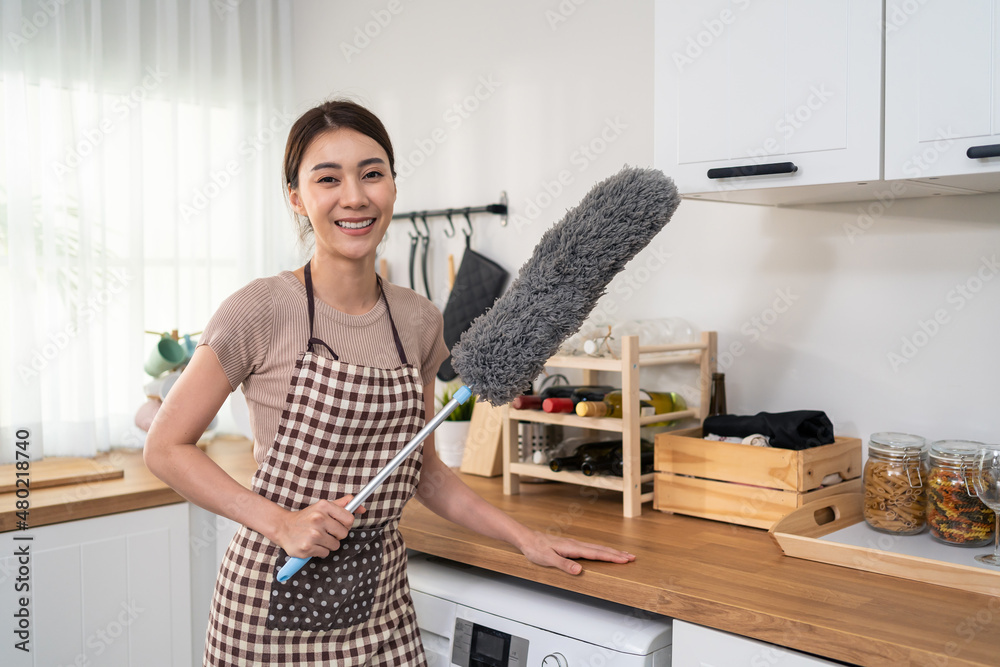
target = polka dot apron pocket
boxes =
[266,526,384,631]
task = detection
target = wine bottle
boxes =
[511,395,543,410]
[575,389,686,426]
[542,386,613,413]
[580,446,622,476]
[549,439,623,472]
[609,448,656,477]
[708,372,727,417]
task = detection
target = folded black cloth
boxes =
[702,411,834,451]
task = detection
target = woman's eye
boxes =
[363,170,384,179]
[318,176,337,184]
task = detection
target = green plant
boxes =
[439,384,476,421]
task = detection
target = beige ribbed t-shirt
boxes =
[200,271,450,465]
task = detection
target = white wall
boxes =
[290,1,1000,446]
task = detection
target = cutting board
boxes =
[460,401,504,477]
[0,457,124,493]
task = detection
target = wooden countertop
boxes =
[4,439,997,666]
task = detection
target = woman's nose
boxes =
[340,177,368,208]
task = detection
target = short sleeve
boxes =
[199,279,274,391]
[421,302,450,386]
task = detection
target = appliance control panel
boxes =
[451,618,530,667]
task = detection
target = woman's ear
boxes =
[288,185,307,216]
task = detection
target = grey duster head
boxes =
[450,166,681,406]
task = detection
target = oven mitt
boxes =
[702,410,835,450]
[437,249,508,381]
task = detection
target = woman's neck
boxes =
[301,254,380,316]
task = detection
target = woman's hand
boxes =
[273,495,366,559]
[517,530,636,575]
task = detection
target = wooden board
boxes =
[654,473,862,529]
[460,401,504,477]
[770,493,1000,597]
[0,457,124,493]
[655,428,862,492]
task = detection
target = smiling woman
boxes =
[143,99,636,667]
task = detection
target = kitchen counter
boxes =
[3,438,996,666]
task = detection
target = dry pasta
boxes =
[863,458,927,534]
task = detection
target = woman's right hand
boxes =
[274,495,366,559]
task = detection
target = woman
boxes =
[145,100,635,666]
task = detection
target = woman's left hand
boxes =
[517,530,635,575]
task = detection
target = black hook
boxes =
[462,208,473,248]
[419,214,432,300]
[408,213,420,239]
[444,212,457,238]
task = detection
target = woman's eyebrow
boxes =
[311,157,386,172]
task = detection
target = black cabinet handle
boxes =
[707,162,798,179]
[967,144,1000,159]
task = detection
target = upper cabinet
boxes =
[884,0,1000,193]
[655,0,1000,205]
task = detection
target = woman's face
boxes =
[289,127,396,264]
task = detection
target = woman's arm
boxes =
[144,345,361,559]
[414,381,635,575]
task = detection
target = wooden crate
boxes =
[653,427,862,529]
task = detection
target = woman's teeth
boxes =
[336,219,375,229]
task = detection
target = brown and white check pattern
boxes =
[204,351,427,666]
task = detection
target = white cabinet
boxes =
[0,504,191,667]
[655,0,883,203]
[672,620,843,667]
[884,0,1000,192]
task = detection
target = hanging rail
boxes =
[391,191,508,227]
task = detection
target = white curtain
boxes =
[0,0,296,462]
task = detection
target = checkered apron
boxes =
[205,265,428,666]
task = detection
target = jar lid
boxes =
[929,439,985,466]
[869,431,927,457]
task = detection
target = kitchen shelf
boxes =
[501,331,717,518]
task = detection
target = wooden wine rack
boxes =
[501,331,717,518]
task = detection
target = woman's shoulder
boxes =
[382,281,441,321]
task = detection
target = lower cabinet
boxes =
[672,620,844,667]
[0,504,191,667]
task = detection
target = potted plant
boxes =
[434,382,476,467]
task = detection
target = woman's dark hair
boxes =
[283,99,396,239]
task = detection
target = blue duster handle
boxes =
[276,385,472,583]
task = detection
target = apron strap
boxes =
[377,275,409,367]
[303,261,339,360]
[303,263,409,368]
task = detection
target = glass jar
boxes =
[863,432,928,535]
[926,440,995,547]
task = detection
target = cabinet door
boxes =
[672,620,842,667]
[884,0,1000,189]
[0,504,191,667]
[654,0,882,195]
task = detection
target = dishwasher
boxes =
[407,552,672,666]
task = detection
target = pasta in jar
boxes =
[863,432,928,536]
